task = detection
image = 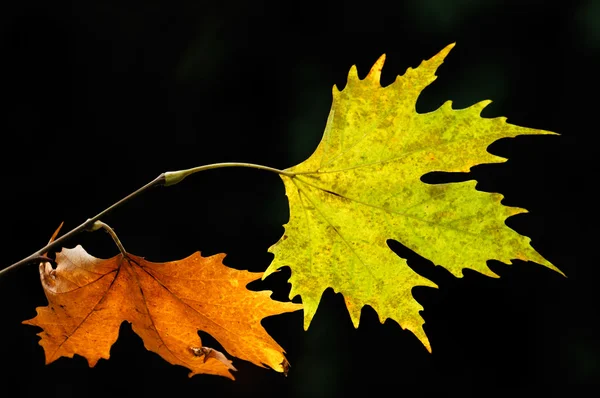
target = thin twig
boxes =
[1,162,293,277]
[0,174,164,277]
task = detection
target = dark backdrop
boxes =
[1,0,597,396]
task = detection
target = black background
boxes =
[1,0,597,396]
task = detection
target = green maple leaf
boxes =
[263,43,563,351]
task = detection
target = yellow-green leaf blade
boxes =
[265,43,562,351]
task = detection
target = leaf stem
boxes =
[93,221,127,255]
[163,162,295,186]
[1,162,292,277]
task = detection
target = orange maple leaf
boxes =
[24,245,302,379]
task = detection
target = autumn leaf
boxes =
[24,244,301,379]
[264,43,562,351]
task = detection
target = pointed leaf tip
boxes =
[424,42,456,72]
[366,54,386,84]
[439,42,456,57]
[347,64,359,81]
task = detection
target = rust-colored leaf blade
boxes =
[24,246,302,379]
